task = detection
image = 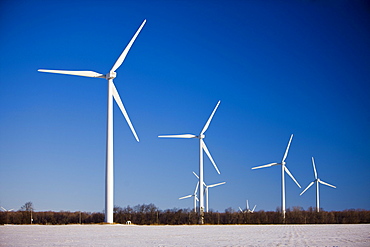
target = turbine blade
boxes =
[284,166,301,188]
[239,207,243,213]
[110,20,146,72]
[312,157,318,179]
[251,163,280,170]
[111,82,139,142]
[192,171,206,187]
[208,182,226,188]
[195,196,199,202]
[252,205,256,212]
[201,139,220,174]
[247,200,249,210]
[158,134,197,138]
[200,100,221,135]
[0,207,6,211]
[38,69,105,78]
[179,195,192,200]
[194,182,199,194]
[282,134,293,163]
[300,181,314,196]
[319,180,336,188]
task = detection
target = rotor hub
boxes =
[106,71,117,80]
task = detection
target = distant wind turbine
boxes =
[1,207,14,212]
[251,134,301,219]
[239,200,256,213]
[193,172,225,213]
[300,157,336,212]
[159,101,221,223]
[179,181,199,212]
[38,20,146,223]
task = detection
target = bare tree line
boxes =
[1,202,369,225]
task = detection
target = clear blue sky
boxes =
[1,0,369,213]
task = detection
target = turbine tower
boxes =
[193,172,225,212]
[38,20,146,223]
[251,134,301,219]
[300,157,336,212]
[159,100,221,224]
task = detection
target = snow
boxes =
[1,224,369,246]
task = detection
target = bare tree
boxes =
[21,202,34,224]
[21,202,34,211]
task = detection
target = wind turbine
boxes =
[251,134,301,219]
[192,172,225,213]
[1,207,14,224]
[1,207,14,212]
[300,157,336,212]
[38,20,146,223]
[179,181,199,212]
[158,100,221,223]
[239,200,256,213]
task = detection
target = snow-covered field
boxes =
[1,224,369,246]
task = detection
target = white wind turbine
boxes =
[239,200,256,213]
[1,207,14,212]
[179,181,199,212]
[300,157,336,212]
[251,134,301,219]
[192,172,225,213]
[38,20,146,223]
[159,100,221,223]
